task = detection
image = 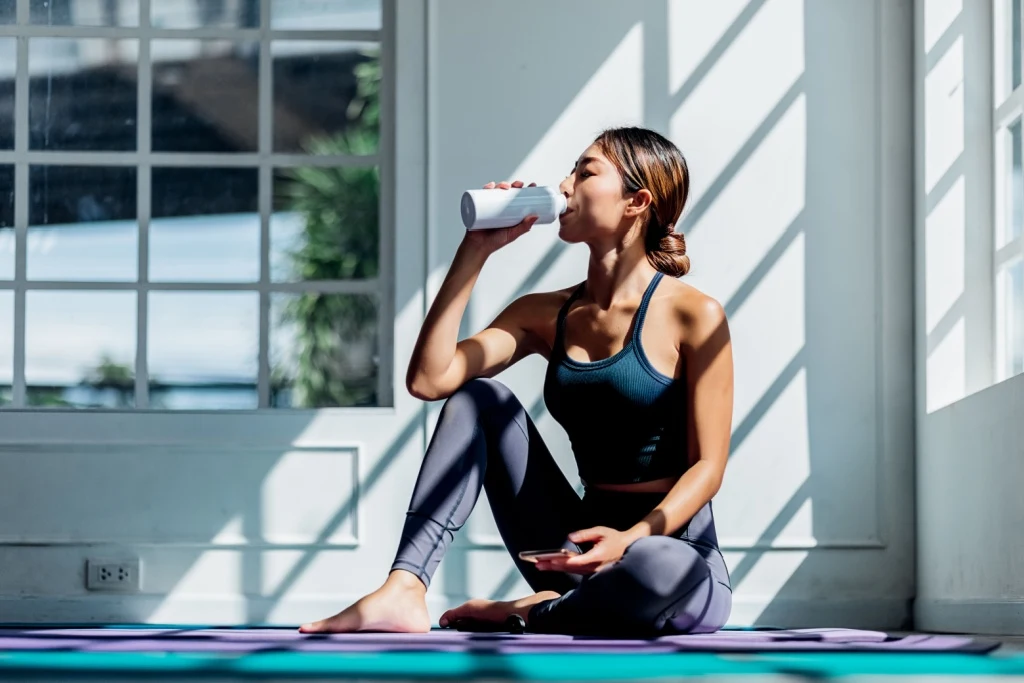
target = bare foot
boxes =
[299,570,431,634]
[439,591,560,628]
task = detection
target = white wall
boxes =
[0,0,917,629]
[427,0,915,628]
[915,0,1024,635]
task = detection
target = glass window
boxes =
[0,39,14,149]
[272,42,379,154]
[151,40,259,153]
[31,0,139,26]
[0,291,11,406]
[151,167,259,282]
[28,165,137,281]
[25,291,137,408]
[148,292,259,410]
[0,165,13,280]
[0,0,389,410]
[29,38,139,152]
[152,0,257,29]
[270,293,379,408]
[272,164,379,282]
[271,0,380,31]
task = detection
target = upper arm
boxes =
[428,295,544,399]
[682,297,734,485]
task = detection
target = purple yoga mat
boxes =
[0,627,998,654]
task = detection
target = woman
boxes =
[301,126,734,637]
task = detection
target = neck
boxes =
[584,239,659,310]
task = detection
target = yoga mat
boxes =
[1,626,1016,680]
[0,626,1001,654]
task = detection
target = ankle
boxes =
[385,569,428,595]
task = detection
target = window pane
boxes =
[270,293,378,408]
[29,38,138,151]
[152,40,258,153]
[151,167,258,282]
[0,165,12,280]
[25,291,136,409]
[148,292,259,410]
[28,165,137,281]
[31,0,139,26]
[1015,0,1022,91]
[152,0,257,29]
[273,42,378,154]
[271,0,380,30]
[1011,119,1024,247]
[1008,260,1024,378]
[0,0,13,23]
[0,292,11,406]
[272,165,379,282]
[0,39,14,149]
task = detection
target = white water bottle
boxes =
[460,186,567,230]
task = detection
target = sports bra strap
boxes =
[631,272,665,344]
[554,282,586,354]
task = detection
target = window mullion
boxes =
[257,0,272,409]
[134,0,151,409]
[12,30,27,408]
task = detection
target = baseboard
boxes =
[916,598,1024,636]
[0,595,912,630]
[730,596,911,630]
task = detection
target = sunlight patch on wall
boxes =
[211,515,246,545]
[156,550,242,598]
[473,22,645,326]
[925,175,966,412]
[924,35,963,194]
[724,231,805,436]
[923,0,962,55]
[667,0,750,94]
[716,366,811,545]
[682,93,805,307]
[927,318,966,413]
[261,449,358,545]
[670,0,804,198]
[723,550,809,624]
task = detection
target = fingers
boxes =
[568,527,606,544]
[483,180,533,190]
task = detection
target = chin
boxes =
[557,220,585,244]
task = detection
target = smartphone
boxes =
[518,548,579,563]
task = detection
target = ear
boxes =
[624,188,653,219]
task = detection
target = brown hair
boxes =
[593,126,691,277]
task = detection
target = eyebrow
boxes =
[575,156,599,168]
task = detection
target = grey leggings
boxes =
[391,378,732,637]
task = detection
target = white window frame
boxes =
[994,0,1024,381]
[0,0,396,411]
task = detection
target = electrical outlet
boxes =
[86,558,141,592]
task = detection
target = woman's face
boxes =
[557,144,638,244]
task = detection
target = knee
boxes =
[618,537,710,597]
[444,378,515,417]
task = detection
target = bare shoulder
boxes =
[659,278,728,348]
[502,284,578,322]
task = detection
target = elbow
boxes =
[706,466,725,497]
[406,372,442,402]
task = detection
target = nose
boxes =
[558,175,572,196]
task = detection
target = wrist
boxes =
[623,522,653,544]
[456,236,495,263]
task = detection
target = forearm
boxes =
[623,461,723,542]
[406,241,489,392]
